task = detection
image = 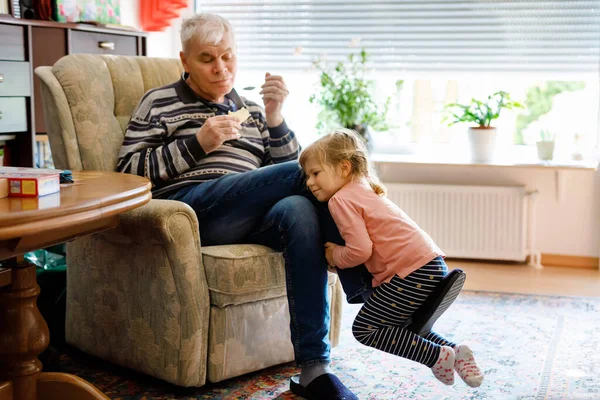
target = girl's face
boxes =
[303,156,351,202]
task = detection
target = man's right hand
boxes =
[196,115,242,153]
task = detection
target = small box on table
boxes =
[0,167,61,197]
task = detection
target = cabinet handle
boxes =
[98,41,115,50]
[0,110,3,120]
[0,74,3,83]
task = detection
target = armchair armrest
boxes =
[99,199,200,246]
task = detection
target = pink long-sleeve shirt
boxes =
[330,180,444,287]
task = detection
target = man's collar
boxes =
[176,72,246,111]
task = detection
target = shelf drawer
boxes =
[0,61,31,97]
[0,24,26,61]
[0,97,27,133]
[71,31,138,56]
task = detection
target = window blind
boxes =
[196,0,600,75]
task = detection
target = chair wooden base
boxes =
[0,259,110,400]
[0,373,109,400]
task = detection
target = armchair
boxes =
[34,54,343,387]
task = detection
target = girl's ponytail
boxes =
[366,175,386,196]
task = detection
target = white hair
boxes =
[180,13,235,53]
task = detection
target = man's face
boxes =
[180,32,237,103]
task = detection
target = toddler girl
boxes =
[299,129,483,387]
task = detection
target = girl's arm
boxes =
[328,196,373,268]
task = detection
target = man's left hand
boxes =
[260,72,288,127]
[325,242,338,268]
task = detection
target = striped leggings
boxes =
[352,257,457,368]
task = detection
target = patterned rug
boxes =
[46,291,600,399]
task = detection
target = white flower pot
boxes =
[536,140,555,161]
[467,127,497,162]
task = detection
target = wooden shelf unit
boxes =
[0,16,147,168]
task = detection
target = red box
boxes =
[0,167,61,197]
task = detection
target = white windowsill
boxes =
[371,145,599,171]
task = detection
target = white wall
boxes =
[376,161,600,258]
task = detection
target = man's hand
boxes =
[260,72,289,127]
[196,115,242,153]
[325,242,338,268]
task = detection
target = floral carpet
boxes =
[47,291,600,399]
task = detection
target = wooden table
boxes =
[0,171,151,400]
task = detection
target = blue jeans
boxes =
[318,206,374,304]
[168,161,371,366]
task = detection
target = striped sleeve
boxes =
[116,93,206,186]
[248,102,300,166]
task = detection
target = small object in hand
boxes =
[228,107,251,123]
[60,170,74,184]
[242,86,256,91]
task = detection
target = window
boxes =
[196,1,600,156]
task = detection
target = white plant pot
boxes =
[536,140,555,161]
[467,127,497,162]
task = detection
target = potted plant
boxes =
[536,129,555,161]
[444,91,522,162]
[309,49,392,150]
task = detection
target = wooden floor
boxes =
[446,260,600,297]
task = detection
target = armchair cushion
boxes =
[202,244,338,308]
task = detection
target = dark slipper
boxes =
[290,373,359,400]
[405,268,466,335]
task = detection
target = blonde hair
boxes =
[299,128,386,196]
[180,13,235,53]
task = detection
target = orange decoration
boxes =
[139,0,188,32]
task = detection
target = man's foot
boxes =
[299,364,332,387]
[290,373,358,400]
[454,344,484,388]
[431,346,455,385]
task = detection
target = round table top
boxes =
[0,171,152,241]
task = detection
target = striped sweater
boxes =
[116,75,300,198]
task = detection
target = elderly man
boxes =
[116,13,364,400]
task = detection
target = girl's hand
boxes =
[324,242,338,267]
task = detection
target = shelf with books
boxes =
[35,136,53,169]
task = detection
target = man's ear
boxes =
[179,51,189,73]
[340,160,352,178]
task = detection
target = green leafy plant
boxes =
[539,129,555,142]
[395,79,405,92]
[309,49,392,139]
[444,91,522,128]
[514,81,585,144]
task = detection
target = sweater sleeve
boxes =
[247,102,300,165]
[116,92,207,186]
[328,195,373,268]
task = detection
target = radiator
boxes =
[386,183,537,263]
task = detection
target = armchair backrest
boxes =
[35,54,184,171]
